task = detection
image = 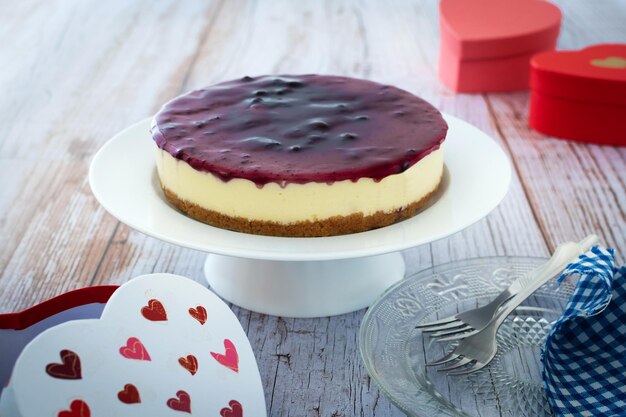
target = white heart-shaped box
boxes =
[2,273,266,417]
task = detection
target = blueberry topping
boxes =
[153,74,447,185]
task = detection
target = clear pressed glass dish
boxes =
[359,257,575,417]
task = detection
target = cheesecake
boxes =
[151,75,447,237]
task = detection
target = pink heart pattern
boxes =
[119,337,151,361]
[211,339,239,373]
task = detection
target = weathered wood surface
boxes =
[0,1,624,416]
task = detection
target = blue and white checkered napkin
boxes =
[542,246,626,417]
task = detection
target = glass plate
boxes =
[359,257,575,417]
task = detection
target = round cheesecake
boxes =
[151,75,447,237]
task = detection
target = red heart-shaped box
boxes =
[0,286,118,388]
[439,0,561,92]
[530,44,626,145]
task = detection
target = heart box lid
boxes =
[440,0,562,60]
[531,44,626,106]
[0,273,267,417]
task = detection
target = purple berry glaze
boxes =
[151,75,447,186]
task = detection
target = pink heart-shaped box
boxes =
[0,286,118,389]
[530,43,626,145]
[439,0,561,92]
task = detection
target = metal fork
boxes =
[427,235,599,375]
[427,301,516,375]
[417,235,599,340]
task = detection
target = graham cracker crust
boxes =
[162,181,440,237]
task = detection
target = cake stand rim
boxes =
[89,113,511,261]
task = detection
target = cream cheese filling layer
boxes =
[156,148,444,223]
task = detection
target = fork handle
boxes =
[448,255,553,327]
[493,234,599,326]
[507,262,552,295]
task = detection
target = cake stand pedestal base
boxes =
[204,252,405,318]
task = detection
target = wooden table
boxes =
[1,1,624,415]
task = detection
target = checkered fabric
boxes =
[542,246,626,417]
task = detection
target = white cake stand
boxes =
[89,114,510,318]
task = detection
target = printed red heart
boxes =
[117,383,141,404]
[119,337,151,361]
[141,299,168,321]
[46,350,82,380]
[58,399,90,417]
[211,339,239,373]
[220,400,243,417]
[188,305,207,325]
[178,354,198,376]
[166,390,191,413]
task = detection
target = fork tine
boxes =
[427,351,460,366]
[415,315,458,328]
[437,357,473,372]
[435,328,481,342]
[427,324,474,339]
[419,320,467,333]
[447,360,488,376]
